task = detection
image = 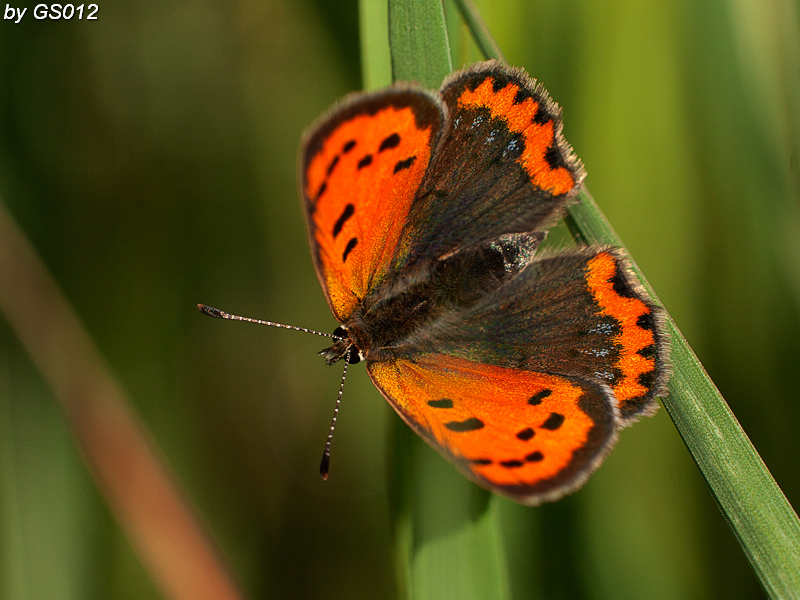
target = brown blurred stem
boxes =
[0,199,248,600]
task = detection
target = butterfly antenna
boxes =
[197,304,339,338]
[319,347,350,480]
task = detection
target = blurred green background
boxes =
[1,0,798,598]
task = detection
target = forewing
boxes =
[368,354,618,504]
[393,60,585,267]
[413,247,669,422]
[301,89,444,320]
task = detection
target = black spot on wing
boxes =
[394,156,417,173]
[541,412,565,430]
[500,459,524,468]
[462,76,482,93]
[427,398,453,408]
[637,345,656,359]
[637,312,655,331]
[316,181,327,201]
[491,77,505,93]
[445,418,484,432]
[342,139,356,153]
[533,104,550,125]
[342,237,357,262]
[357,154,373,169]
[638,370,656,389]
[528,389,552,405]
[544,145,563,170]
[379,133,401,152]
[326,154,340,176]
[513,88,532,105]
[470,458,492,465]
[526,451,544,462]
[611,265,637,299]
[516,428,535,441]
[332,203,354,239]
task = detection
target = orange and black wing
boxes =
[412,247,669,422]
[301,89,444,321]
[393,60,586,268]
[368,354,618,504]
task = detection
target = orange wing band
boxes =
[586,252,657,406]
[457,77,575,196]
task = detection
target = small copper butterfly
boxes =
[202,61,669,505]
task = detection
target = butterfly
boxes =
[203,60,669,505]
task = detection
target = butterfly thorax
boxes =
[319,232,544,366]
[318,264,448,366]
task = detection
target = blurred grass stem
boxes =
[0,199,247,600]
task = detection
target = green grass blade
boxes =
[388,0,452,88]
[451,0,506,63]
[568,189,800,597]
[389,425,510,599]
[378,0,511,598]
[666,324,800,597]
[359,0,392,90]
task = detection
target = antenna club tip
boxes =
[198,304,224,318]
[319,454,330,480]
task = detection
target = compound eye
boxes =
[347,349,362,364]
[332,326,348,339]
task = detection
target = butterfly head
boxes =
[319,325,364,366]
